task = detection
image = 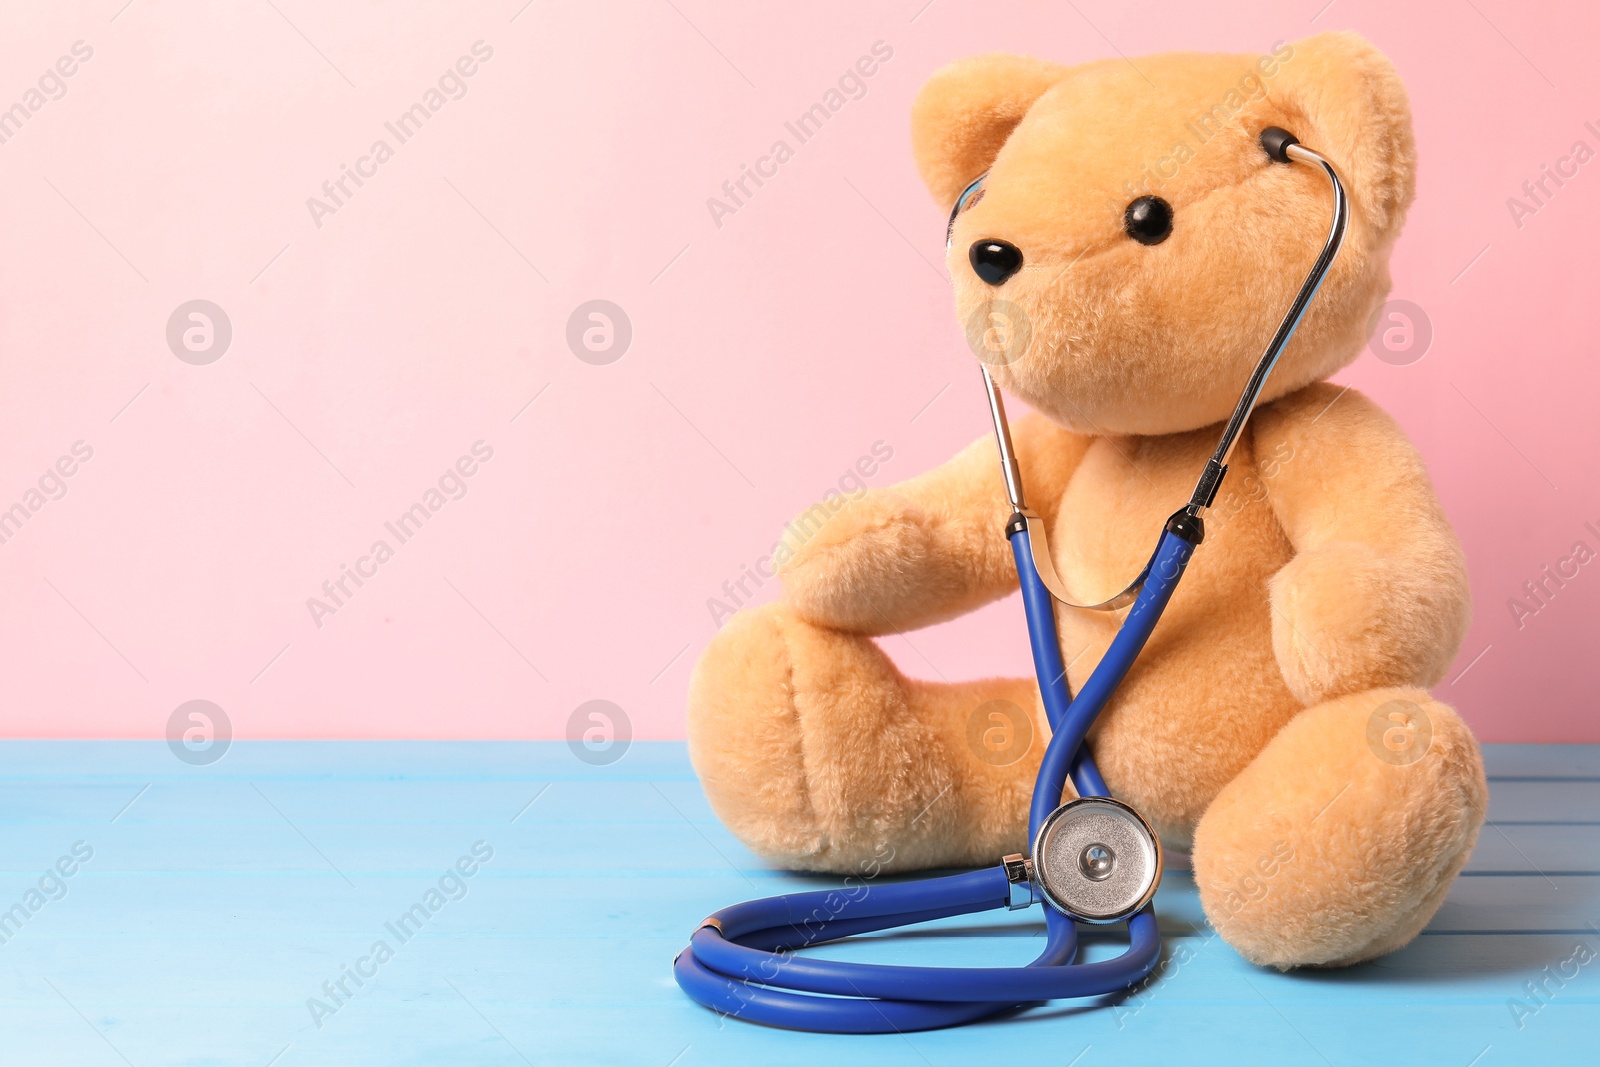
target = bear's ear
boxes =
[911,53,1070,209]
[1266,32,1417,235]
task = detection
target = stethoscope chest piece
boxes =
[1032,797,1163,924]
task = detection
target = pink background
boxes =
[0,0,1594,742]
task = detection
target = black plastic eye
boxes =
[1123,196,1173,245]
[969,239,1024,286]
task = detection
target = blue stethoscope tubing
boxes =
[674,127,1346,1033]
[672,528,1194,1032]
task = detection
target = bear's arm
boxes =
[777,411,1090,634]
[1250,382,1472,706]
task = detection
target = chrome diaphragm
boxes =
[1031,797,1163,924]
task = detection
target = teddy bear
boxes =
[687,30,1487,970]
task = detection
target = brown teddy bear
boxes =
[687,30,1487,969]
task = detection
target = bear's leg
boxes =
[688,601,1048,873]
[1191,686,1487,968]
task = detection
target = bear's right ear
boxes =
[911,53,1071,209]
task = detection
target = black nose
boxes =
[969,239,1023,285]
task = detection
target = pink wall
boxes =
[0,1,1594,743]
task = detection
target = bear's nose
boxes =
[969,239,1023,286]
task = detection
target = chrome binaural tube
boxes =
[1186,141,1349,512]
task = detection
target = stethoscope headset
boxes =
[674,126,1348,1033]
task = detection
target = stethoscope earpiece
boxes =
[1260,125,1301,163]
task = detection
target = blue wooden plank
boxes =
[4,934,1594,1066]
[1483,743,1600,779]
[4,753,1592,827]
[0,815,1581,878]
[1487,780,1600,823]
[6,954,1591,1067]
[9,866,1586,945]
[0,742,1594,1067]
[11,929,1590,1011]
[1464,822,1600,873]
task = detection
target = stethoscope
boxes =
[675,127,1348,1033]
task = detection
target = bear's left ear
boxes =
[911,53,1071,209]
[1265,32,1417,235]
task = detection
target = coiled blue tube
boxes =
[674,526,1194,1032]
[1030,531,1194,841]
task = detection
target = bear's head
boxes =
[914,31,1415,436]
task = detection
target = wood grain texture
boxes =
[0,742,1592,1065]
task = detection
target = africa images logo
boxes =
[305,442,495,629]
[305,841,494,1029]
[305,42,494,229]
[705,41,893,229]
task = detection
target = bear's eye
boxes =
[1123,195,1173,245]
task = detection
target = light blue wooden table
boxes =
[0,741,1594,1065]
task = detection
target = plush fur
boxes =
[687,32,1486,969]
